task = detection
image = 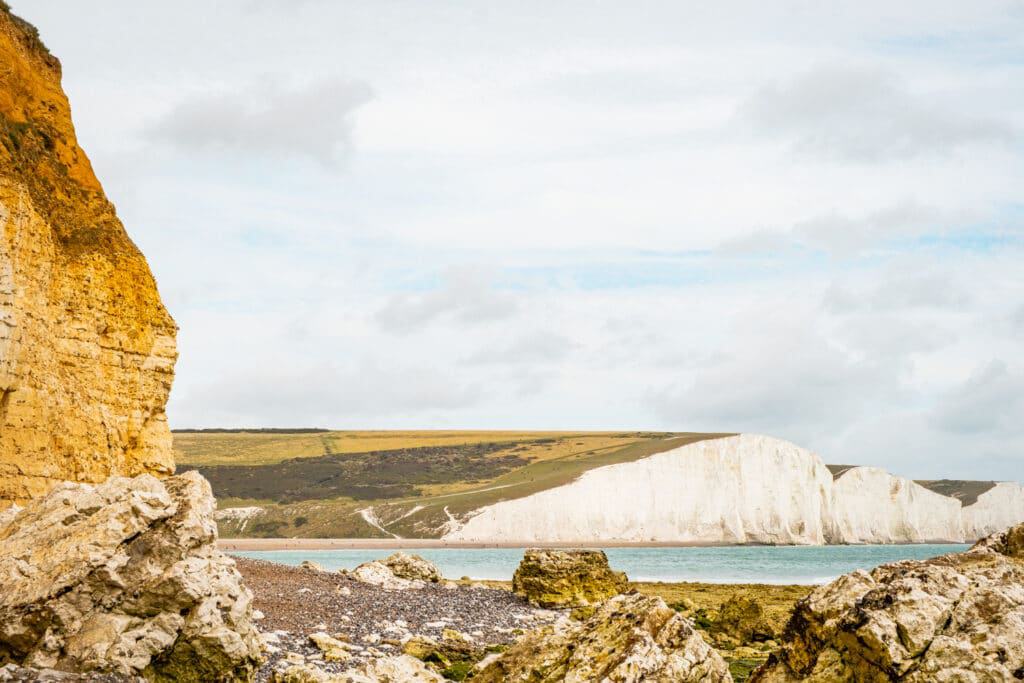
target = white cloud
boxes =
[740,65,1016,162]
[465,331,577,365]
[375,267,518,334]
[14,1,1024,481]
[930,360,1024,436]
[174,362,482,427]
[148,77,372,167]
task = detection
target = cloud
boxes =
[465,331,577,365]
[930,360,1024,435]
[174,362,481,427]
[375,267,518,334]
[147,77,372,167]
[741,65,1015,162]
[824,270,971,314]
[647,321,896,440]
[718,202,970,256]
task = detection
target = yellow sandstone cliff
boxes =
[0,5,177,505]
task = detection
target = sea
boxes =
[232,544,969,585]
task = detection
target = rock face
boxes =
[0,471,262,681]
[475,592,732,682]
[0,5,177,506]
[444,434,1024,544]
[750,523,1024,682]
[512,549,628,608]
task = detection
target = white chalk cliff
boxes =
[442,434,1024,545]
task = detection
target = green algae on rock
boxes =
[709,595,776,646]
[512,548,628,608]
[475,592,732,682]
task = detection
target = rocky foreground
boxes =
[2,467,1023,681]
[235,557,559,681]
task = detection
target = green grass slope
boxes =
[177,430,733,538]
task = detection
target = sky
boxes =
[19,1,1024,480]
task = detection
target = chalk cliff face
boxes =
[444,434,1024,545]
[962,482,1024,541]
[0,8,177,505]
[827,467,964,544]
[446,435,837,544]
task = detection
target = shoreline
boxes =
[217,537,971,551]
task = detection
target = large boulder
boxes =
[512,548,628,608]
[709,595,776,645]
[381,552,443,583]
[475,592,732,682]
[271,656,444,682]
[350,552,443,590]
[751,523,1024,682]
[0,471,262,681]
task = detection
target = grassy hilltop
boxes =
[175,430,732,538]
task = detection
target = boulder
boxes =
[0,665,140,681]
[971,520,1024,558]
[402,633,482,675]
[475,592,732,682]
[299,560,326,572]
[271,656,444,683]
[350,553,443,590]
[381,552,443,582]
[511,548,628,607]
[751,522,1024,682]
[0,471,262,681]
[709,595,776,645]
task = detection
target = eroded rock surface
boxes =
[751,523,1024,682]
[0,4,177,506]
[476,592,732,682]
[512,548,628,608]
[0,471,262,681]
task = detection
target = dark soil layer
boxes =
[916,479,997,506]
[184,442,529,503]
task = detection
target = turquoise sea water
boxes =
[232,544,969,584]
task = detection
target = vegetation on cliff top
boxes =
[177,430,730,538]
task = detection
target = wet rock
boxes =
[401,633,482,676]
[511,548,628,607]
[0,472,262,681]
[710,595,776,645]
[751,523,1024,682]
[475,592,732,682]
